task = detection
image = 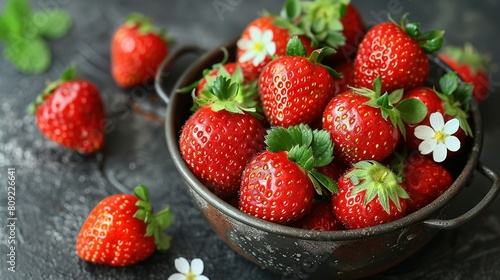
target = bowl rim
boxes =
[162,40,483,241]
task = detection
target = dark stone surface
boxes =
[0,0,499,279]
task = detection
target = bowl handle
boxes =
[423,162,500,229]
[154,45,205,104]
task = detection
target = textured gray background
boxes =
[1,0,500,279]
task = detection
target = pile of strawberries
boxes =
[178,0,493,230]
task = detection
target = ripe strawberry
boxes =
[322,77,426,165]
[179,76,266,198]
[290,200,344,231]
[401,72,473,160]
[354,15,444,93]
[197,62,239,96]
[438,43,494,103]
[332,160,409,229]
[332,59,355,96]
[76,185,172,266]
[240,124,337,224]
[392,153,453,213]
[237,15,313,81]
[259,37,339,127]
[30,67,105,154]
[317,159,347,182]
[111,13,170,88]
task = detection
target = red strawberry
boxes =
[332,59,355,96]
[290,200,344,231]
[240,124,337,224]
[237,16,313,81]
[332,160,409,229]
[30,67,105,154]
[179,76,266,198]
[354,15,444,93]
[334,3,365,60]
[111,14,170,88]
[259,37,339,127]
[76,185,172,266]
[401,72,473,161]
[322,77,426,165]
[197,62,239,95]
[438,43,494,103]
[398,153,453,213]
[317,159,348,182]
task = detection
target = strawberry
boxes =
[322,77,427,165]
[354,15,444,93]
[317,159,348,182]
[237,13,314,81]
[332,59,355,96]
[401,72,473,161]
[391,153,453,213]
[438,43,494,103]
[29,67,105,154]
[111,13,170,88]
[290,200,344,231]
[240,124,337,224]
[332,160,409,229]
[259,37,340,127]
[179,76,266,198]
[76,185,172,266]
[197,62,239,96]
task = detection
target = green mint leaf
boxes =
[288,145,314,170]
[286,36,307,57]
[311,129,334,167]
[439,71,459,96]
[396,98,427,124]
[4,36,50,73]
[33,9,72,38]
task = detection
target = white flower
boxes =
[237,26,276,67]
[168,257,209,280]
[414,112,461,163]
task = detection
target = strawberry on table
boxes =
[332,160,409,229]
[240,124,337,224]
[322,77,427,165]
[30,66,106,154]
[179,76,266,198]
[76,185,172,266]
[290,200,344,231]
[438,43,494,103]
[259,36,340,127]
[111,13,171,88]
[354,14,444,93]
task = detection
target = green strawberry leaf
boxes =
[311,129,334,167]
[288,145,314,170]
[310,169,338,194]
[134,184,150,201]
[33,9,72,38]
[396,98,427,124]
[442,43,495,73]
[417,30,445,54]
[439,71,459,96]
[4,36,51,73]
[2,0,32,35]
[281,0,301,21]
[272,17,304,36]
[0,16,9,41]
[404,21,420,38]
[286,36,307,57]
[155,208,173,229]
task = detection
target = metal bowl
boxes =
[155,41,500,279]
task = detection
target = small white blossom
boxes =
[168,257,209,280]
[414,112,461,163]
[237,26,276,67]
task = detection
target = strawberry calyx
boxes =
[434,71,473,136]
[351,76,427,139]
[346,160,409,214]
[125,13,172,44]
[396,13,444,54]
[27,65,77,114]
[265,123,338,195]
[442,43,495,74]
[193,76,261,118]
[132,185,173,251]
[285,36,342,79]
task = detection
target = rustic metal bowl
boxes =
[155,41,500,279]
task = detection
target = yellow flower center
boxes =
[253,42,264,52]
[435,131,445,142]
[186,272,196,280]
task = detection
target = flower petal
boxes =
[191,258,205,275]
[237,39,252,50]
[174,257,190,274]
[265,41,276,56]
[252,52,266,66]
[262,29,274,43]
[239,50,256,63]
[419,138,437,155]
[445,135,461,152]
[195,276,210,280]
[444,118,460,135]
[433,142,448,162]
[249,26,262,40]
[429,112,445,130]
[168,273,187,280]
[414,125,435,140]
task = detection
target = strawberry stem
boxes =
[397,13,444,54]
